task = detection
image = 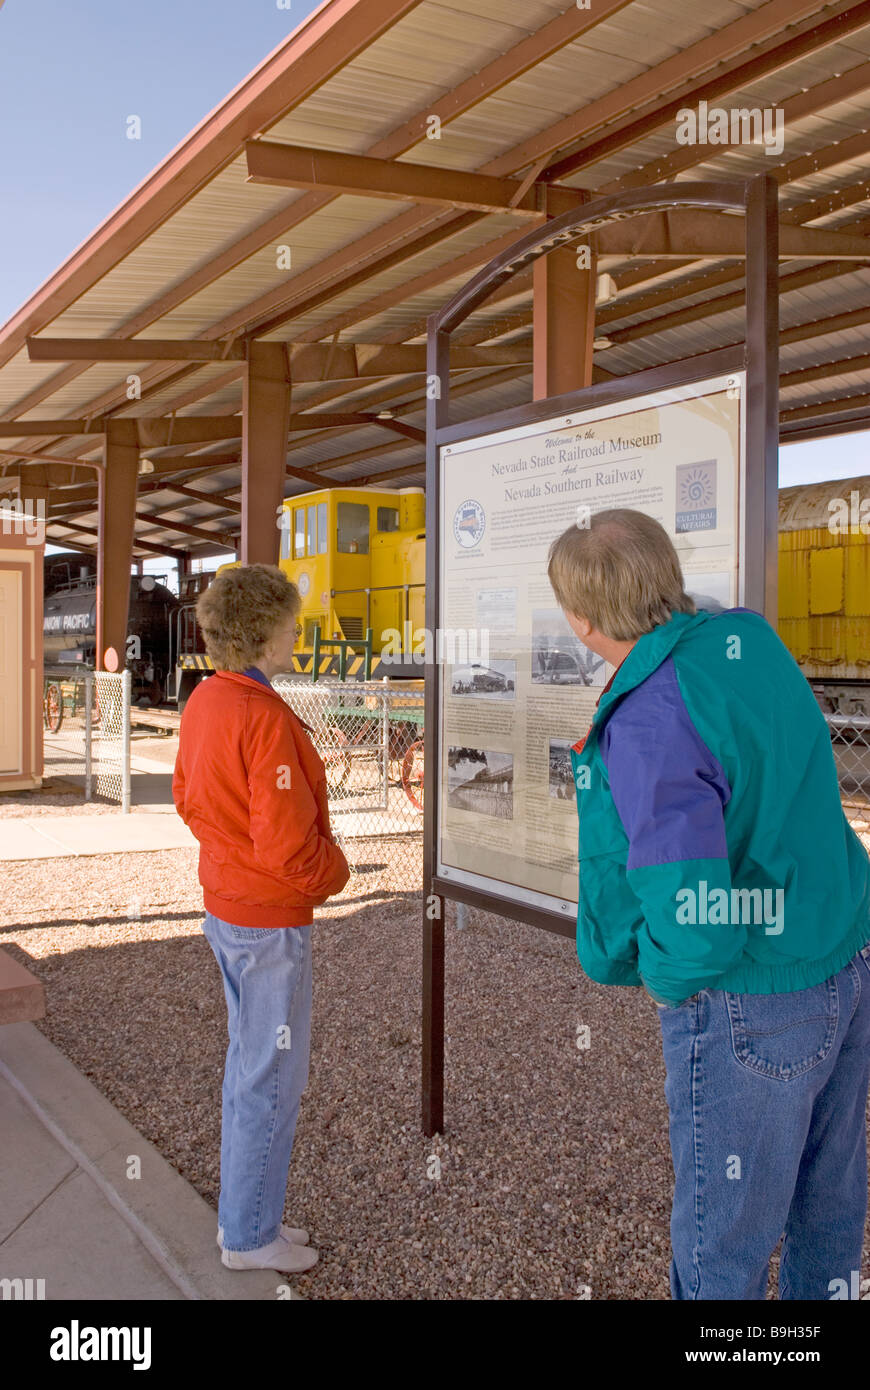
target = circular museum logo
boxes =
[453,499,485,549]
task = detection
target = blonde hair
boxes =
[547,508,695,640]
[196,564,301,671]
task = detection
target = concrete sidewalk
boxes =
[0,812,197,860]
[0,1022,301,1301]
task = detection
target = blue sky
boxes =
[0,0,321,322]
[1,0,865,520]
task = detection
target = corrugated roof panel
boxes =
[254,214,525,342]
[575,79,870,190]
[602,264,742,332]
[294,425,395,464]
[781,337,870,374]
[119,365,244,418]
[731,38,870,105]
[0,347,83,420]
[612,309,745,363]
[264,0,573,152]
[780,379,870,411]
[15,362,163,417]
[592,338,686,374]
[393,1,760,174]
[151,196,421,338]
[783,175,870,215]
[778,270,870,322]
[44,157,308,338]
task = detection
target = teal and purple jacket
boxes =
[569,607,870,1006]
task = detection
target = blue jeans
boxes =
[658,942,870,1300]
[202,912,313,1252]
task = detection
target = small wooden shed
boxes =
[0,514,44,791]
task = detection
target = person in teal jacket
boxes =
[548,506,870,1301]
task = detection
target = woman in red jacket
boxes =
[173,564,349,1275]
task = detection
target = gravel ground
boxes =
[1,848,673,1299]
[5,836,868,1300]
[2,776,868,1299]
[0,781,119,817]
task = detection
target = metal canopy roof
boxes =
[3,0,870,558]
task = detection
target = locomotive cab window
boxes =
[377,506,399,532]
[291,501,329,556]
[337,502,369,554]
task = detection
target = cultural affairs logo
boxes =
[453,498,485,549]
[675,459,717,533]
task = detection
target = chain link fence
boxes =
[273,677,424,892]
[266,688,865,895]
[826,713,870,844]
[37,672,867,871]
[42,670,132,810]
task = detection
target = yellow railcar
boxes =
[778,475,870,716]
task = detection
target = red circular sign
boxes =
[103,647,119,672]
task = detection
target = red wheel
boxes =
[44,683,63,732]
[322,725,351,792]
[387,721,416,779]
[401,739,424,811]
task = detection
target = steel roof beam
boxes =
[0,419,106,436]
[41,363,530,509]
[145,482,243,513]
[780,413,870,441]
[781,391,870,423]
[25,338,535,376]
[593,180,870,341]
[597,212,870,261]
[55,512,233,553]
[26,338,245,363]
[588,114,870,334]
[245,140,574,216]
[781,352,870,389]
[133,511,237,547]
[47,519,188,559]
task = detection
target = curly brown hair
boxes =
[195,564,301,671]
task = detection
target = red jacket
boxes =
[172,671,349,927]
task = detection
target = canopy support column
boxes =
[532,189,597,399]
[241,341,291,565]
[97,420,138,671]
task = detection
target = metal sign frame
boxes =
[422,175,779,1133]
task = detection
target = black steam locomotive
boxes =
[43,554,177,706]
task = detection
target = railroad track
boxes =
[130,707,181,735]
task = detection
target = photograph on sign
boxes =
[435,372,744,918]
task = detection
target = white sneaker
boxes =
[217,1222,309,1248]
[222,1232,318,1273]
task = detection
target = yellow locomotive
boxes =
[278,485,425,674]
[175,486,427,701]
[176,477,870,716]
